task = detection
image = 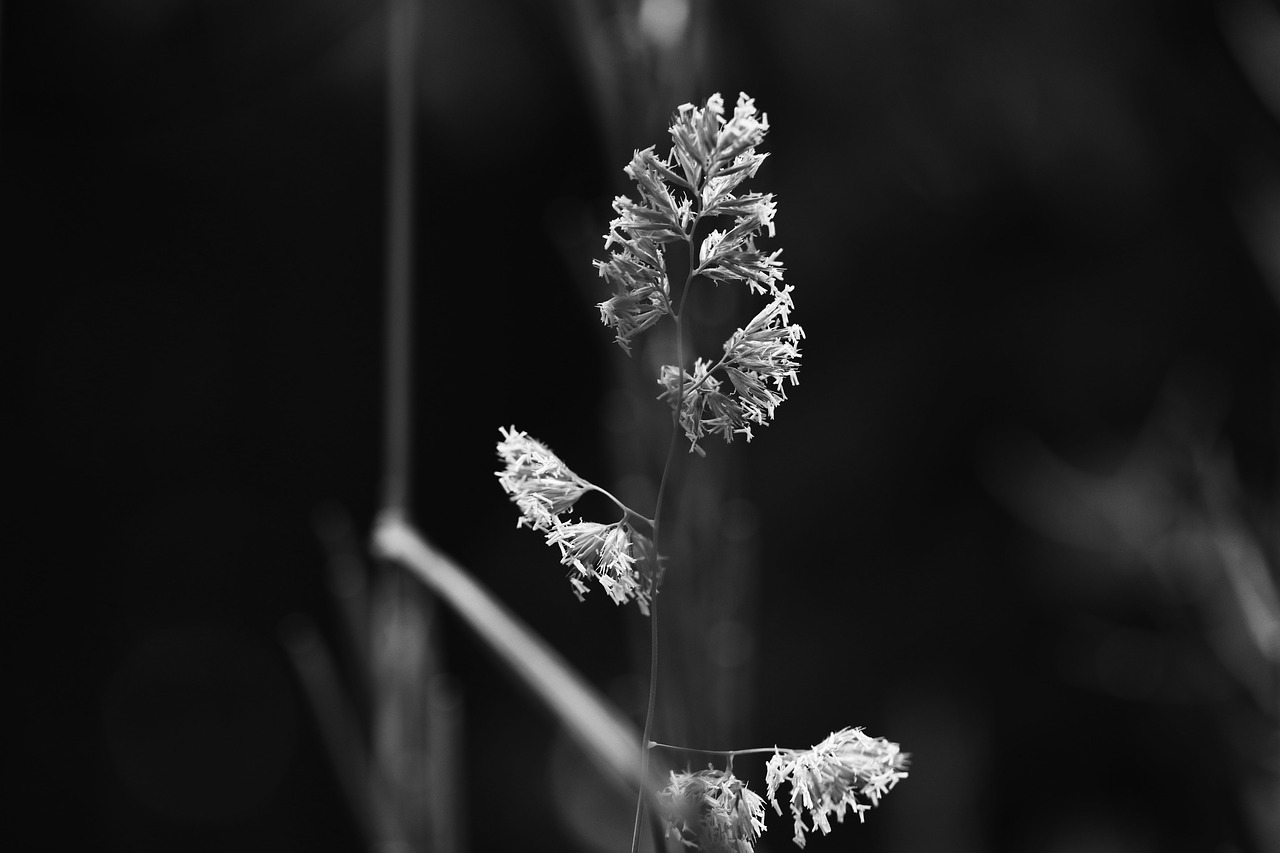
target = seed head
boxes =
[765,727,909,848]
[660,767,767,853]
[495,426,591,531]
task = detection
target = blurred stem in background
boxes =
[285,0,467,849]
[283,2,790,850]
[381,0,417,520]
[285,2,684,851]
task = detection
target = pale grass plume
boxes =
[765,727,910,848]
[495,426,655,613]
[659,767,767,853]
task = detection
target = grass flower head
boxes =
[595,92,802,455]
[496,427,657,613]
[660,767,767,853]
[595,92,789,360]
[495,426,592,531]
[765,727,909,848]
[545,519,655,614]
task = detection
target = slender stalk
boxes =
[590,484,656,527]
[629,232,701,853]
[649,742,785,758]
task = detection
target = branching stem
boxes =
[589,484,655,528]
[629,228,701,853]
[648,742,787,758]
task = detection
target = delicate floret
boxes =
[496,427,656,612]
[594,92,791,364]
[721,288,803,425]
[765,727,909,848]
[669,92,770,185]
[657,359,752,455]
[595,247,672,354]
[495,426,591,531]
[657,285,802,454]
[545,519,655,614]
[659,768,767,853]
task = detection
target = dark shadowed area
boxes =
[8,0,1279,851]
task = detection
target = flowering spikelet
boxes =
[496,427,655,612]
[655,285,803,453]
[544,519,655,614]
[721,287,804,428]
[659,768,767,853]
[596,246,671,355]
[657,359,748,455]
[495,426,590,531]
[765,727,909,848]
[669,92,770,187]
[594,93,801,452]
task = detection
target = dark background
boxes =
[8,0,1279,851]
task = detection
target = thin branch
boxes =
[631,243,701,853]
[649,742,784,758]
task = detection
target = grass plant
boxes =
[493,92,908,853]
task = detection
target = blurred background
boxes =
[7,0,1279,850]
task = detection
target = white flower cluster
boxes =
[545,518,653,613]
[495,426,591,532]
[659,767,767,853]
[595,92,803,455]
[764,727,910,848]
[654,726,907,853]
[495,427,655,613]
